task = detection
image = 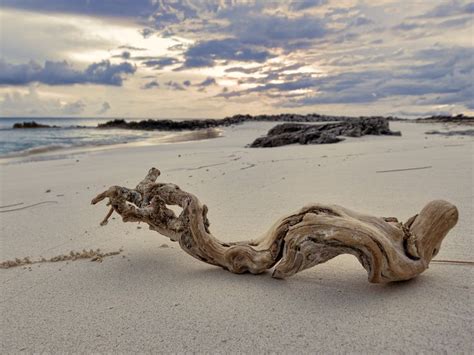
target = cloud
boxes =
[290,0,328,11]
[2,0,473,116]
[63,100,86,114]
[180,56,213,68]
[227,13,329,47]
[219,45,473,112]
[392,21,422,31]
[118,45,147,51]
[139,28,155,38]
[350,16,373,27]
[0,8,116,64]
[0,59,136,86]
[165,81,185,91]
[113,51,131,59]
[143,3,331,68]
[141,57,178,69]
[142,80,160,89]
[438,16,472,28]
[181,39,273,68]
[0,86,87,116]
[421,1,473,18]
[196,77,217,92]
[417,86,474,110]
[225,66,261,74]
[0,0,154,18]
[197,77,217,87]
[97,101,111,114]
[392,1,473,33]
[465,2,474,13]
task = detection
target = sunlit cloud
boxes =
[0,60,136,86]
[0,0,472,118]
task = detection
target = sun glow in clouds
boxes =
[0,1,472,118]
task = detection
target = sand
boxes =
[0,121,472,353]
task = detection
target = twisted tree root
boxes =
[91,167,458,283]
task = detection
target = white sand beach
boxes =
[1,121,472,353]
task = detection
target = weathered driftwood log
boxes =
[91,168,458,283]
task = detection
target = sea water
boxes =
[0,117,203,158]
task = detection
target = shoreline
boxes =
[0,128,224,164]
[4,113,473,162]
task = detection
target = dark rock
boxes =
[12,121,58,129]
[267,123,309,136]
[425,129,474,136]
[97,113,398,131]
[416,114,474,124]
[93,113,472,132]
[250,117,400,148]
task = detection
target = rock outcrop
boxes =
[12,121,58,129]
[425,129,474,136]
[250,117,401,148]
[97,114,398,131]
[415,114,474,124]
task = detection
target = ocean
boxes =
[0,117,216,158]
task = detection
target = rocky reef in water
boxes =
[414,114,473,124]
[425,129,474,136]
[97,114,394,131]
[96,113,472,148]
[12,121,59,129]
[98,113,473,131]
[249,117,401,148]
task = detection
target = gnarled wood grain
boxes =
[92,168,458,283]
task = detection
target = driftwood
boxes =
[91,168,458,283]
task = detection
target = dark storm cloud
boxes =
[0,59,136,86]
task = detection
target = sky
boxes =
[0,0,472,119]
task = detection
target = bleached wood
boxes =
[92,168,458,283]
